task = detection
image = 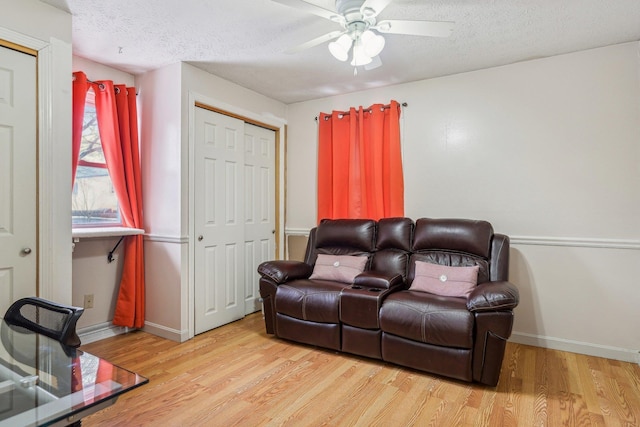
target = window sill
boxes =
[72,227,145,240]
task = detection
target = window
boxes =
[72,89,121,226]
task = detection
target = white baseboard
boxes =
[511,332,640,364]
[142,321,190,343]
[78,322,129,345]
[78,321,189,344]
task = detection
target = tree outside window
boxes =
[72,89,121,226]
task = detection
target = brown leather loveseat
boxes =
[258,218,519,386]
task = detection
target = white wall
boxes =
[285,42,640,362]
[138,63,183,238]
[72,236,124,330]
[0,0,73,304]
[136,62,184,340]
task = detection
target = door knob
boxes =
[272,230,276,234]
[198,235,203,241]
[22,248,32,255]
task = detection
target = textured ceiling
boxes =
[42,0,640,104]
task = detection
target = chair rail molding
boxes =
[284,227,311,236]
[144,234,189,244]
[287,229,640,250]
[510,235,640,250]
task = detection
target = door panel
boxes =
[243,124,276,314]
[194,108,245,334]
[0,46,37,315]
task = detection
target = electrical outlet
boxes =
[84,294,94,309]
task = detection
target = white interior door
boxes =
[0,46,37,315]
[194,107,246,334]
[243,124,276,314]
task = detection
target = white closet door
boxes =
[243,123,276,314]
[0,46,37,315]
[194,107,246,334]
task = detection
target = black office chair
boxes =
[4,297,84,347]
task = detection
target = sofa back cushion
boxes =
[413,218,493,258]
[371,217,413,280]
[301,217,504,286]
[410,218,494,285]
[305,219,376,267]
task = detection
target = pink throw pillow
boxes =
[309,254,368,284]
[410,261,479,298]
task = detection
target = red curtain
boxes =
[72,72,90,188]
[317,100,404,221]
[71,72,145,328]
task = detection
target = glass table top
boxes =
[0,319,148,426]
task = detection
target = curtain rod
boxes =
[73,73,135,95]
[315,102,407,121]
[72,73,101,86]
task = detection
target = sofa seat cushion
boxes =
[275,279,350,323]
[379,291,474,349]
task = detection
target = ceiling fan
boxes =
[273,0,454,73]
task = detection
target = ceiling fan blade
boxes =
[374,20,454,37]
[272,0,344,24]
[285,30,346,54]
[364,55,382,71]
[360,0,394,17]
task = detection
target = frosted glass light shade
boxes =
[328,34,353,61]
[361,30,385,57]
[350,43,372,66]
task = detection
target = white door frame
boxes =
[187,91,286,339]
[0,29,73,304]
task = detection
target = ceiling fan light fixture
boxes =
[350,43,373,66]
[361,30,385,57]
[329,34,353,61]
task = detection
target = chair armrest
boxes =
[257,260,313,284]
[353,271,403,290]
[466,281,519,312]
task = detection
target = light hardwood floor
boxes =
[81,313,640,426]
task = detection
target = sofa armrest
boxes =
[466,281,519,312]
[353,271,403,290]
[257,260,312,284]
